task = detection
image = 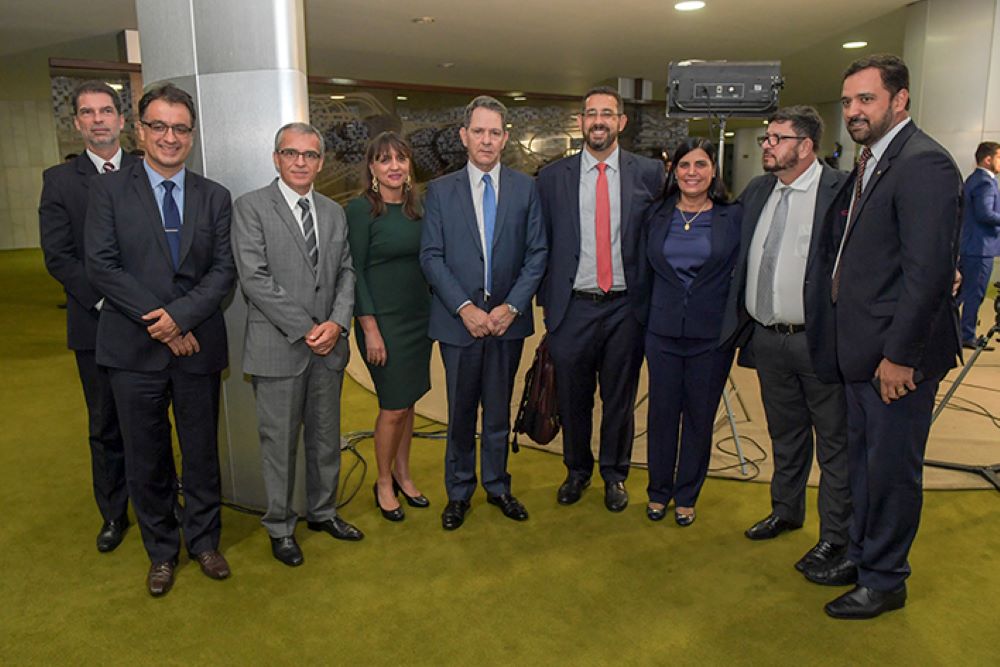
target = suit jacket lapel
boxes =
[843,122,916,247]
[269,181,315,275]
[619,151,636,236]
[179,170,201,267]
[313,195,333,277]
[806,165,840,264]
[742,174,776,249]
[132,163,174,269]
[493,165,512,244]
[454,169,480,249]
[566,157,582,249]
[689,204,732,289]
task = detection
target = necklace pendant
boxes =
[684,222,691,231]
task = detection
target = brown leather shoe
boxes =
[194,550,231,580]
[147,560,175,597]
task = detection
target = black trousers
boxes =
[108,366,222,563]
[844,376,939,591]
[73,350,128,522]
[440,337,523,501]
[753,325,851,544]
[548,296,644,484]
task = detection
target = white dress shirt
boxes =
[276,177,319,250]
[85,148,123,172]
[746,158,821,325]
[466,160,501,298]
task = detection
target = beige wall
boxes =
[0,34,120,249]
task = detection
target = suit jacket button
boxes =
[315,286,320,292]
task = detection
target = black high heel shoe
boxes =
[392,476,430,508]
[374,483,404,522]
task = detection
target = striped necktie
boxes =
[298,198,318,268]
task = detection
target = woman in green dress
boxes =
[347,132,432,522]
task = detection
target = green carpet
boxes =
[1,248,997,665]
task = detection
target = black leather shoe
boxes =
[147,560,176,597]
[441,500,470,530]
[557,476,590,505]
[795,540,846,573]
[374,483,404,522]
[744,514,801,540]
[270,536,304,567]
[96,515,130,552]
[674,508,696,527]
[604,481,628,512]
[307,517,364,541]
[487,493,529,521]
[804,556,858,586]
[393,476,430,508]
[825,584,906,619]
[646,504,666,521]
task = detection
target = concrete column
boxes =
[904,0,1000,172]
[136,0,310,510]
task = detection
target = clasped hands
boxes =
[142,308,199,357]
[460,304,515,338]
[305,321,341,356]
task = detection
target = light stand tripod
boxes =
[925,295,1000,492]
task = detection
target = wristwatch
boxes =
[506,303,520,317]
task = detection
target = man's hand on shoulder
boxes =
[459,304,492,338]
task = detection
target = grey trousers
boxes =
[252,357,343,538]
[753,324,851,545]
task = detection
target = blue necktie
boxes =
[482,173,496,294]
[161,180,182,269]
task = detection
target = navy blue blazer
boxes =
[959,168,1000,257]
[419,164,547,347]
[831,122,962,382]
[39,152,139,351]
[85,161,235,374]
[536,149,664,333]
[646,198,741,341]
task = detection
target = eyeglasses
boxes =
[276,148,322,162]
[140,120,193,137]
[582,109,620,119]
[757,134,807,147]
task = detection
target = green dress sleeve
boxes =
[345,197,378,316]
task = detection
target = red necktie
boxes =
[595,162,612,293]
[103,161,115,173]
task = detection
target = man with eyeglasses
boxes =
[85,83,235,597]
[231,122,361,566]
[39,80,139,554]
[721,105,852,581]
[536,86,664,512]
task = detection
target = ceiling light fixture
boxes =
[842,41,868,49]
[438,62,455,69]
[724,131,735,137]
[513,96,527,101]
[330,95,345,100]
[674,1,706,11]
[396,95,408,101]
[411,16,435,24]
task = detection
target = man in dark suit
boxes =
[86,84,236,597]
[536,86,664,511]
[817,55,961,619]
[720,106,851,578]
[420,95,547,530]
[232,122,361,568]
[957,141,1000,348]
[39,81,137,553]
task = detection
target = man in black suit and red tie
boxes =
[536,86,664,512]
[815,54,962,619]
[39,81,138,553]
[86,84,235,597]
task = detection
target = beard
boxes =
[762,150,799,173]
[585,124,617,152]
[846,108,894,145]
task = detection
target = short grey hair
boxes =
[273,122,325,159]
[462,95,508,128]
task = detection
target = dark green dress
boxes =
[346,197,432,409]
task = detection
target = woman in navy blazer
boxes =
[644,138,741,526]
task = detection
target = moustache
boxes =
[848,116,869,125]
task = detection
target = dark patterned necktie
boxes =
[298,198,318,268]
[160,180,182,269]
[102,161,115,173]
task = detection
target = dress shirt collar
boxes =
[866,116,911,165]
[467,160,501,190]
[776,157,821,193]
[276,177,315,215]
[143,159,185,193]
[85,148,122,173]
[581,145,620,173]
[977,166,997,180]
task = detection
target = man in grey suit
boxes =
[720,106,851,579]
[232,122,362,567]
[420,96,547,530]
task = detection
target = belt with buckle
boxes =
[572,289,628,303]
[761,322,806,335]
